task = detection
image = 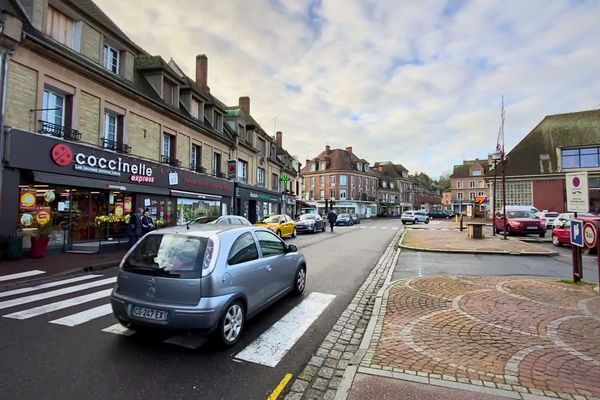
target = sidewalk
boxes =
[340,276,600,400]
[400,227,557,256]
[0,250,125,284]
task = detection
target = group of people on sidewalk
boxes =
[126,208,154,248]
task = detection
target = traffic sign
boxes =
[570,219,584,247]
[566,172,589,212]
[583,221,598,248]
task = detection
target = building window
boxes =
[237,160,248,183]
[357,163,362,171]
[310,163,317,172]
[319,161,327,170]
[310,177,315,187]
[45,6,74,48]
[213,153,222,176]
[340,175,347,186]
[163,78,177,106]
[215,113,223,132]
[470,192,476,200]
[162,133,176,164]
[382,181,388,188]
[351,176,355,187]
[272,174,279,191]
[103,44,120,74]
[340,189,347,199]
[191,144,202,172]
[478,191,485,196]
[390,182,395,189]
[190,98,201,119]
[469,181,476,188]
[471,170,482,176]
[330,175,336,184]
[561,147,600,169]
[257,168,265,187]
[42,89,65,127]
[102,112,125,151]
[457,181,463,189]
[319,189,325,200]
[330,189,336,199]
[457,192,463,201]
[319,176,325,185]
[258,139,266,157]
[478,180,485,188]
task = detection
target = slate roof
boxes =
[301,148,372,174]
[450,159,490,179]
[502,109,600,176]
[373,161,409,178]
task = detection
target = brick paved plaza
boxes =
[363,276,600,399]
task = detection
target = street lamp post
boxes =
[492,151,506,239]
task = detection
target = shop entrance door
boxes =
[66,190,106,253]
[248,200,257,223]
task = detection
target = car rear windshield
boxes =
[123,234,208,279]
[259,215,280,223]
[299,214,316,220]
[507,211,536,219]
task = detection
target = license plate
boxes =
[132,306,168,321]
[526,226,538,230]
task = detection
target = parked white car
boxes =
[401,210,430,225]
[535,211,559,228]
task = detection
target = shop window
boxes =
[213,152,222,177]
[103,44,120,74]
[176,198,220,225]
[191,144,202,172]
[237,160,248,183]
[257,168,265,187]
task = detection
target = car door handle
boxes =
[265,265,272,272]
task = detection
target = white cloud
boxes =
[96,0,600,176]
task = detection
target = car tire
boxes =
[552,235,561,247]
[413,219,417,224]
[312,225,317,234]
[292,266,306,296]
[217,300,245,347]
[402,221,406,225]
[506,225,511,236]
[425,218,430,224]
[292,228,297,238]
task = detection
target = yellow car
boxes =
[255,214,296,238]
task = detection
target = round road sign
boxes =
[583,221,598,248]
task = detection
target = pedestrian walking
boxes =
[327,209,337,232]
[141,208,154,235]
[126,208,143,248]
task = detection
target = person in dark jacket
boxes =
[327,210,337,232]
[141,209,154,235]
[126,208,143,248]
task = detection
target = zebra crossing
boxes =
[336,225,400,231]
[0,270,335,364]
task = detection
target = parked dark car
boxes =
[296,213,326,233]
[350,214,360,224]
[335,213,354,226]
[111,225,306,347]
[427,209,450,219]
[443,210,455,218]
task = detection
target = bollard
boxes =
[455,215,458,225]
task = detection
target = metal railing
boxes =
[101,138,131,153]
[161,155,181,167]
[212,170,226,178]
[190,163,206,173]
[38,120,82,141]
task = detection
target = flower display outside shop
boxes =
[94,214,128,226]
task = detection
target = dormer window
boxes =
[163,78,178,106]
[319,161,327,170]
[310,163,317,172]
[471,169,482,176]
[103,44,120,74]
[190,97,204,120]
[357,162,362,171]
[45,7,75,49]
[390,182,394,189]
[382,181,388,188]
[215,113,223,132]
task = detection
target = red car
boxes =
[494,210,546,237]
[552,216,600,247]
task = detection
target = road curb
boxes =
[398,243,558,257]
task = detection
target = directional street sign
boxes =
[570,219,584,247]
[583,221,598,248]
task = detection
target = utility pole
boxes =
[498,96,508,240]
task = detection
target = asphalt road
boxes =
[0,219,402,400]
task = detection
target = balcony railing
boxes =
[212,170,226,179]
[161,155,181,167]
[190,163,206,173]
[101,138,131,153]
[38,120,81,141]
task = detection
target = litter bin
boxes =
[467,223,484,239]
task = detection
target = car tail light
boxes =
[201,237,219,277]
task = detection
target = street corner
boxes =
[361,275,600,399]
[399,228,557,256]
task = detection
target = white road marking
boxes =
[0,277,116,310]
[360,226,367,229]
[370,226,378,229]
[49,303,113,326]
[3,288,113,319]
[0,275,101,299]
[392,227,399,230]
[0,270,45,282]
[102,323,135,336]
[381,227,388,230]
[235,292,336,367]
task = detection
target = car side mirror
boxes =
[286,244,298,253]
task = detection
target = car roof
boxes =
[149,224,249,238]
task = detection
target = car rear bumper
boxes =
[110,290,234,331]
[296,225,316,233]
[511,226,546,234]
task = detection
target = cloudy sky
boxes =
[96,0,600,177]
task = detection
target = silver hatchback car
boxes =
[110,225,307,346]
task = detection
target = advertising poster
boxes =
[20,188,37,211]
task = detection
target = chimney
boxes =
[325,145,330,154]
[195,54,208,93]
[305,159,310,166]
[239,96,250,115]
[346,146,353,154]
[276,131,282,147]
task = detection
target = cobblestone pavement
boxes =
[284,230,402,400]
[361,276,600,400]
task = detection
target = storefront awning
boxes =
[33,171,170,195]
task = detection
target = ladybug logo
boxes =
[228,163,236,174]
[51,144,74,167]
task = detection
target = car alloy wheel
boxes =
[552,235,561,247]
[425,218,429,224]
[220,301,244,346]
[293,267,306,296]
[312,225,317,234]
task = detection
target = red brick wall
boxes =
[533,179,565,212]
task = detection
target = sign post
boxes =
[566,172,589,283]
[570,219,584,282]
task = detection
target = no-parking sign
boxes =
[583,221,598,248]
